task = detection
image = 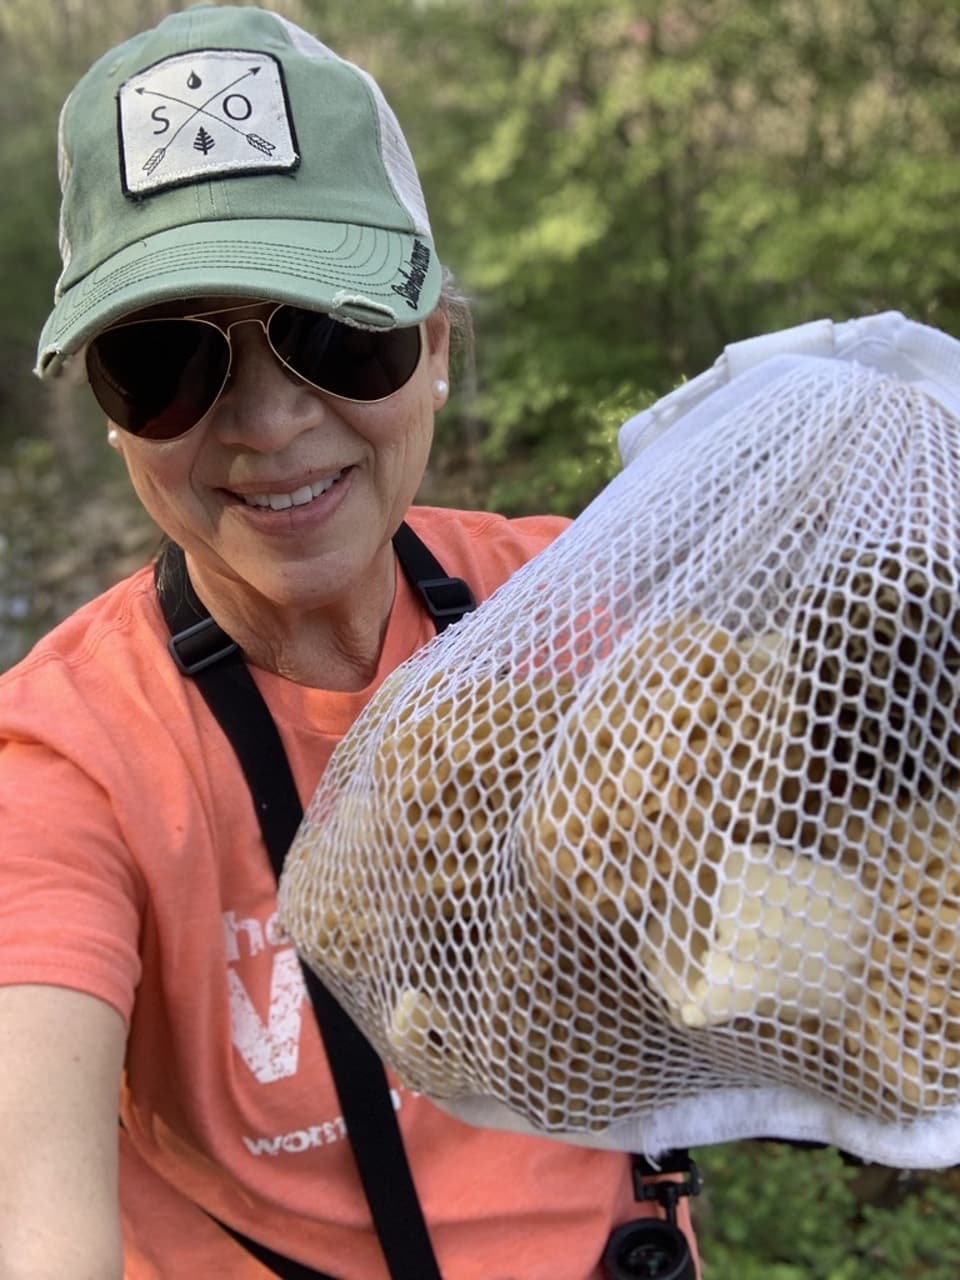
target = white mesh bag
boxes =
[279,311,960,1167]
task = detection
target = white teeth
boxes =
[241,470,344,510]
[311,472,343,498]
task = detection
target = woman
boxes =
[0,6,699,1278]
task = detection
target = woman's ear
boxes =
[424,310,451,407]
[425,308,451,373]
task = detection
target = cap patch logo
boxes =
[118,49,299,197]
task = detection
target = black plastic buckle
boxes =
[415,576,476,625]
[168,617,239,676]
[633,1153,701,1227]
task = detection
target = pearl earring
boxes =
[433,378,449,399]
[107,427,121,449]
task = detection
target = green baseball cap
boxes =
[36,4,441,378]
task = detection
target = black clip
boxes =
[633,1153,701,1227]
[415,576,476,625]
[168,617,239,676]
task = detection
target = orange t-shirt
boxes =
[0,506,697,1279]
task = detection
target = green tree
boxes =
[310,0,960,513]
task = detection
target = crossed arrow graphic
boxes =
[138,66,276,174]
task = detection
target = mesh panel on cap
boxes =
[275,15,431,237]
[279,323,960,1167]
[54,92,76,300]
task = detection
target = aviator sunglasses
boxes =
[86,301,424,442]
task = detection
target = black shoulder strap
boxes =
[390,520,476,630]
[155,523,473,1280]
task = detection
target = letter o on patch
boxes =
[222,93,253,121]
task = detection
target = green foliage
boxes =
[307,0,960,515]
[694,1143,960,1278]
[0,423,152,664]
[0,437,67,664]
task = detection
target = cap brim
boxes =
[36,217,441,377]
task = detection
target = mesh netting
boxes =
[278,313,960,1166]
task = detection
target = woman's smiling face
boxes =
[110,299,450,616]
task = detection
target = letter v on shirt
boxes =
[223,908,305,1083]
[228,943,304,1083]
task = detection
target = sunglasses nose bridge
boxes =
[214,312,316,411]
[217,312,278,377]
[220,313,270,334]
[220,313,272,346]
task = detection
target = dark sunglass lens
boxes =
[87,320,230,439]
[269,308,422,401]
